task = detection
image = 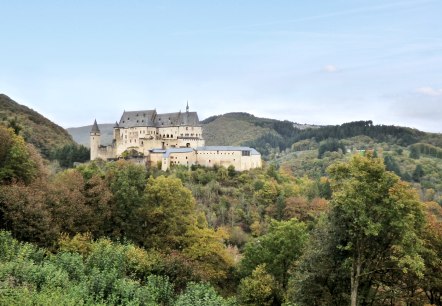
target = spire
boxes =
[91,119,100,133]
[186,101,189,112]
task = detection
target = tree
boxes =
[412,164,425,182]
[183,226,234,283]
[238,264,278,306]
[0,126,42,185]
[175,282,234,306]
[327,153,426,306]
[410,146,420,159]
[106,161,147,240]
[138,175,196,249]
[421,202,442,306]
[240,218,308,294]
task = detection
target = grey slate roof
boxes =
[91,119,100,133]
[118,110,200,128]
[162,148,194,158]
[150,146,261,158]
[196,146,261,155]
[118,110,157,128]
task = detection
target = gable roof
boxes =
[118,110,200,128]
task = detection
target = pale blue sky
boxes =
[1,0,441,132]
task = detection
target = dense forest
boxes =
[1,120,442,306]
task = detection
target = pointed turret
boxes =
[186,101,189,112]
[91,119,101,133]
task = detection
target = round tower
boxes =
[90,119,101,160]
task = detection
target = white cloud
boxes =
[416,86,442,96]
[323,64,338,73]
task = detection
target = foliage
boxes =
[140,175,196,249]
[0,230,238,305]
[0,126,43,184]
[298,153,427,306]
[50,143,90,168]
[318,138,346,158]
[239,218,308,294]
[0,94,75,158]
[238,264,278,306]
[175,282,235,306]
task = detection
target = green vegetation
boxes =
[1,103,442,305]
[0,94,76,158]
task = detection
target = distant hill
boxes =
[67,124,115,147]
[0,94,76,157]
[67,112,442,160]
[67,112,304,148]
[202,112,280,146]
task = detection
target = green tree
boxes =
[106,161,147,240]
[175,282,234,306]
[327,153,426,306]
[240,218,308,292]
[412,164,425,182]
[238,264,278,306]
[0,126,41,185]
[410,145,421,159]
[138,175,196,249]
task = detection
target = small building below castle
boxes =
[90,104,262,171]
[149,146,262,171]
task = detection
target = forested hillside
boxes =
[1,120,442,305]
[0,94,75,157]
[0,95,90,168]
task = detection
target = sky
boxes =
[0,0,441,132]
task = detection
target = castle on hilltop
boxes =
[90,103,262,171]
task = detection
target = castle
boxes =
[90,104,262,171]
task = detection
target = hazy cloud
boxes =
[323,65,338,73]
[416,86,442,96]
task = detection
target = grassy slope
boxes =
[0,94,75,157]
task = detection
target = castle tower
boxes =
[90,119,101,160]
[113,121,120,144]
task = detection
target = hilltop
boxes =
[0,94,76,157]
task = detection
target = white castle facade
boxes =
[90,104,262,171]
